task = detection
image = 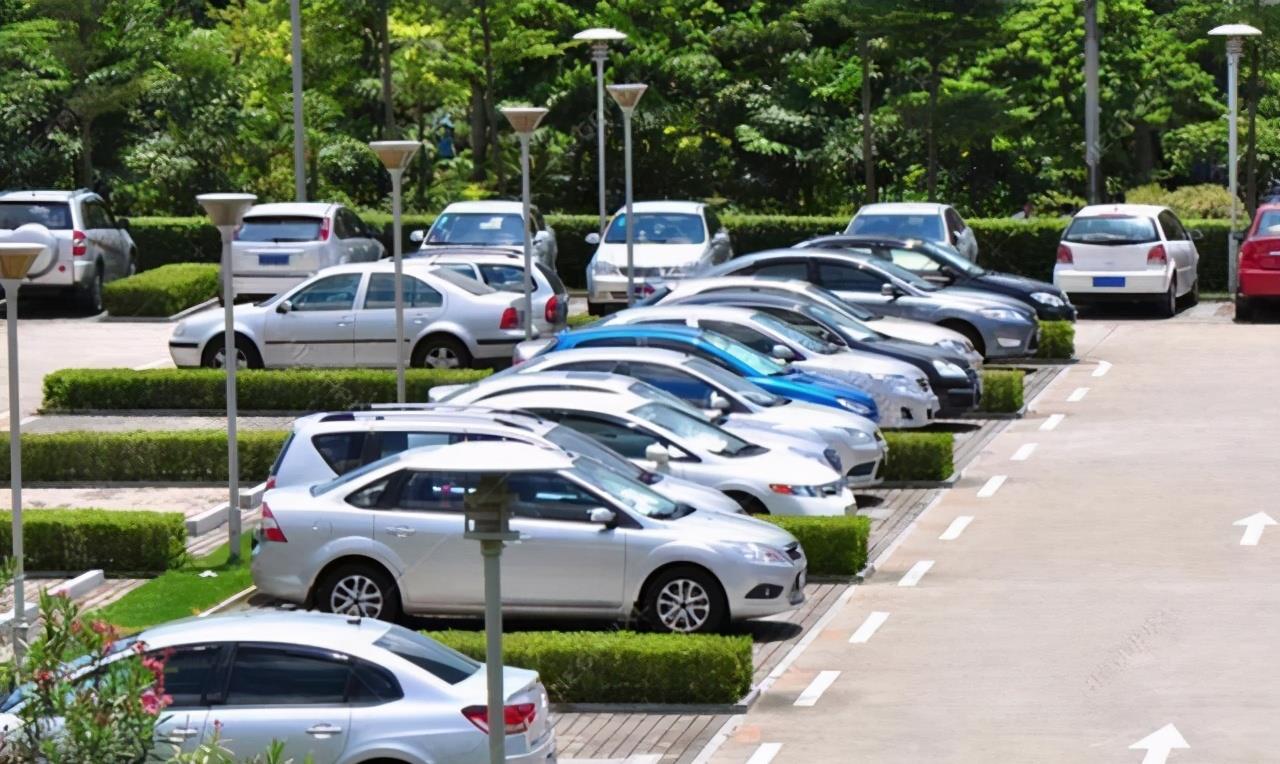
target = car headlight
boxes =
[979,307,1028,322]
[1030,291,1064,308]
[836,397,873,416]
[768,484,819,498]
[722,541,793,566]
[932,359,967,379]
[936,338,969,355]
[590,259,621,277]
[838,427,874,444]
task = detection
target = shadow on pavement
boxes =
[0,293,99,321]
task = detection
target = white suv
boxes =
[0,189,137,312]
[232,202,385,300]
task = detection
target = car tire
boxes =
[1186,277,1199,307]
[940,320,985,357]
[1235,294,1254,322]
[587,300,607,317]
[200,334,264,369]
[1157,279,1177,318]
[729,492,769,515]
[412,335,472,369]
[78,266,103,314]
[316,562,401,623]
[642,566,727,634]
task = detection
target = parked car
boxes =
[0,188,136,312]
[798,235,1076,321]
[585,200,732,315]
[472,391,852,517]
[169,262,526,370]
[1053,203,1200,317]
[231,202,385,300]
[846,202,979,261]
[513,323,880,421]
[411,201,557,270]
[1237,202,1280,321]
[703,250,1038,359]
[254,440,809,632]
[407,247,568,335]
[438,347,887,485]
[0,610,556,763]
[600,304,939,428]
[670,289,982,416]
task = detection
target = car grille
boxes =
[785,542,803,561]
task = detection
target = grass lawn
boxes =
[94,536,254,632]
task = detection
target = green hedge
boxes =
[430,629,752,705]
[103,263,220,317]
[978,369,1025,414]
[128,216,223,272]
[0,509,185,574]
[42,367,492,412]
[882,431,954,483]
[0,431,286,483]
[763,516,869,577]
[1036,320,1075,360]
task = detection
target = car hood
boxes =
[428,383,468,402]
[800,348,921,377]
[738,400,878,435]
[593,242,706,266]
[663,505,799,546]
[975,271,1060,295]
[935,287,1036,315]
[175,303,268,335]
[729,447,843,485]
[654,475,744,515]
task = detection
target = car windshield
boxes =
[310,452,404,496]
[0,202,72,229]
[630,402,757,457]
[375,624,479,684]
[238,216,324,242]
[425,212,524,246]
[1063,215,1158,245]
[683,356,783,407]
[850,213,945,241]
[543,425,651,482]
[605,213,706,244]
[571,457,688,519]
[808,304,883,342]
[751,312,837,354]
[701,331,788,377]
[1254,210,1280,235]
[920,241,984,276]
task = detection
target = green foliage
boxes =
[0,509,185,574]
[1036,321,1075,360]
[430,629,753,705]
[978,369,1025,414]
[127,216,222,272]
[1125,183,1239,219]
[96,537,253,631]
[882,431,954,483]
[566,313,600,328]
[102,263,220,317]
[762,516,870,576]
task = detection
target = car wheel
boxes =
[1235,294,1254,322]
[200,335,264,369]
[1187,277,1199,307]
[317,563,401,623]
[1157,279,1177,318]
[643,566,727,634]
[729,492,769,515]
[412,335,472,369]
[940,320,985,357]
[78,267,103,314]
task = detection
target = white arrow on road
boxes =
[1234,512,1278,546]
[1129,723,1188,764]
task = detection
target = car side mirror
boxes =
[275,299,293,315]
[880,283,898,298]
[409,230,425,243]
[588,507,617,527]
[116,217,130,230]
[585,232,601,246]
[708,391,730,411]
[770,344,795,362]
[644,443,670,465]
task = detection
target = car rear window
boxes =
[0,202,72,230]
[312,432,368,474]
[1063,215,1158,245]
[429,266,496,295]
[1254,210,1280,236]
[238,216,324,242]
[374,624,481,684]
[849,213,944,241]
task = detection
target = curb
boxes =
[185,481,267,537]
[875,474,958,490]
[0,569,105,634]
[197,585,257,618]
[100,298,218,324]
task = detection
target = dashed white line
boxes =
[745,743,783,764]
[977,475,1007,498]
[1040,414,1065,431]
[1092,360,1111,377]
[898,560,934,587]
[1011,443,1037,461]
[939,516,973,541]
[794,670,840,707]
[849,611,890,643]
[1067,386,1089,402]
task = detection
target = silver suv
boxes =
[0,189,137,312]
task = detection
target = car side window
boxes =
[1158,211,1188,241]
[536,263,566,293]
[375,431,453,461]
[331,211,350,239]
[817,262,884,291]
[347,661,403,705]
[224,646,351,706]
[312,432,370,474]
[346,475,393,509]
[621,362,717,407]
[757,308,837,343]
[290,273,362,312]
[393,470,476,512]
[506,472,604,522]
[346,209,371,238]
[155,645,223,708]
[438,263,477,280]
[888,248,943,272]
[945,207,966,233]
[701,320,774,354]
[531,208,547,232]
[83,201,112,229]
[540,412,660,460]
[363,273,443,309]
[749,261,809,280]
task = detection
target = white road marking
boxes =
[132,358,170,370]
[1234,512,1277,546]
[1040,413,1065,431]
[1011,443,1037,461]
[1067,386,1089,402]
[1093,360,1112,377]
[939,516,973,541]
[1129,723,1188,764]
[898,560,934,587]
[849,611,890,643]
[18,416,37,426]
[977,475,1007,498]
[745,743,783,764]
[794,670,840,707]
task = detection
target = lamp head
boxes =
[196,193,257,228]
[1209,23,1262,38]
[607,83,648,112]
[369,140,423,172]
[501,107,549,135]
[0,243,45,280]
[573,27,626,44]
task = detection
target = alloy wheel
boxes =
[211,346,249,369]
[425,346,460,369]
[328,574,385,618]
[655,578,711,632]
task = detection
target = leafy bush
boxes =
[1036,320,1075,360]
[0,509,185,574]
[979,369,1025,414]
[102,263,220,317]
[763,516,869,576]
[1126,183,1239,219]
[430,630,752,705]
[42,367,493,412]
[881,431,954,483]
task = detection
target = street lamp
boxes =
[501,107,549,341]
[0,242,43,654]
[1209,23,1262,295]
[196,193,257,563]
[370,140,423,403]
[572,27,627,235]
[607,83,647,306]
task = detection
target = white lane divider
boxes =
[1067,386,1089,402]
[977,475,1007,498]
[794,670,840,707]
[898,560,934,587]
[939,516,973,541]
[1040,413,1065,431]
[1011,443,1037,461]
[849,611,890,644]
[745,743,783,764]
[1093,360,1111,377]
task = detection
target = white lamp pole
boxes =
[0,243,43,654]
[1210,23,1262,296]
[573,28,627,235]
[197,193,257,563]
[370,141,423,403]
[290,0,306,201]
[607,84,647,306]
[501,107,550,341]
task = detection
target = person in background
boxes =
[1011,200,1035,220]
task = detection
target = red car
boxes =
[1237,203,1280,320]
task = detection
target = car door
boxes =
[150,644,223,756]
[354,272,445,366]
[263,273,361,367]
[212,644,353,764]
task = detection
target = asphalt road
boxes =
[707,303,1280,764]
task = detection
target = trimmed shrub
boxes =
[566,312,600,328]
[882,431,954,483]
[0,431,287,483]
[0,509,186,574]
[979,369,1025,414]
[1036,320,1075,360]
[1125,183,1238,219]
[430,630,752,705]
[129,216,222,272]
[42,367,493,412]
[763,516,869,577]
[102,263,220,317]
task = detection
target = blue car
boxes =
[529,324,880,422]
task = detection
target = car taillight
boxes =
[500,307,519,329]
[72,230,87,257]
[264,476,276,491]
[461,703,537,735]
[1241,241,1262,267]
[260,502,288,543]
[1056,244,1073,264]
[544,295,559,323]
[1146,244,1167,265]
[318,218,331,242]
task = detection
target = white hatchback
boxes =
[232,202,385,299]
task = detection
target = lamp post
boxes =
[572,27,627,235]
[370,141,423,403]
[501,107,549,341]
[290,0,306,201]
[197,193,257,563]
[607,83,647,306]
[1,243,42,654]
[1210,23,1262,296]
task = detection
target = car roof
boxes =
[718,247,853,267]
[391,440,574,472]
[441,200,524,214]
[855,202,947,216]
[244,202,338,217]
[475,389,654,417]
[0,189,90,202]
[682,288,811,310]
[138,610,392,650]
[566,323,707,342]
[412,248,527,262]
[802,235,920,250]
[294,407,554,434]
[477,369,645,395]
[1074,203,1168,218]
[612,304,760,324]
[535,345,700,368]
[612,200,704,215]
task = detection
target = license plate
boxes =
[258,254,289,266]
[1092,276,1125,287]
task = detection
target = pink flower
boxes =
[139,689,165,715]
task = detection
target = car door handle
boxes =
[385,525,416,537]
[167,727,201,741]
[306,723,344,737]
